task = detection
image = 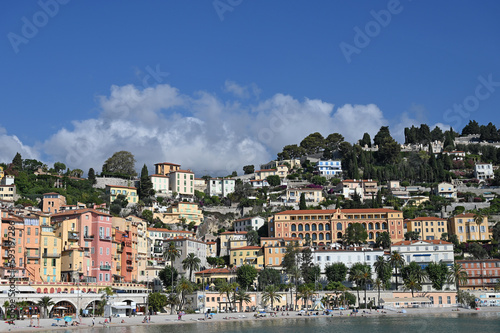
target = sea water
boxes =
[36,312,500,333]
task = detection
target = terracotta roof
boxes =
[147,228,194,234]
[155,162,181,166]
[275,208,400,215]
[43,192,61,195]
[410,217,447,221]
[256,169,276,172]
[452,213,476,218]
[195,268,235,275]
[220,231,247,235]
[51,208,111,217]
[150,174,170,178]
[231,246,262,251]
[392,240,452,246]
[106,185,137,190]
[342,179,377,183]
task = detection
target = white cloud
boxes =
[0,126,39,163]
[223,80,261,99]
[3,82,445,176]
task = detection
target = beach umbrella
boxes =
[64,316,73,322]
[54,318,62,322]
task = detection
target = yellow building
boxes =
[194,267,237,285]
[153,202,203,226]
[261,237,302,268]
[285,187,324,205]
[218,231,247,257]
[230,245,264,269]
[407,217,448,241]
[105,185,138,205]
[448,213,490,242]
[39,214,62,282]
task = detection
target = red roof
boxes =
[106,185,137,190]
[155,162,181,166]
[392,240,452,246]
[147,228,194,234]
[150,174,170,178]
[276,208,400,215]
[195,268,235,275]
[51,208,111,217]
[221,231,248,235]
[231,246,262,251]
[453,213,476,218]
[410,217,446,221]
[256,169,276,172]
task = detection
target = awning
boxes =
[381,297,431,304]
[112,305,134,309]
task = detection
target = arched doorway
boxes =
[50,301,76,317]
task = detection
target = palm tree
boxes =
[166,293,179,314]
[390,251,405,290]
[403,274,422,297]
[163,241,181,292]
[297,285,314,310]
[219,282,237,312]
[182,253,201,282]
[359,264,372,307]
[262,285,282,310]
[348,263,364,308]
[176,277,194,310]
[448,263,468,290]
[473,209,487,241]
[37,296,54,319]
[374,278,384,308]
[233,289,251,312]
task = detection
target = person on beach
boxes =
[92,317,95,327]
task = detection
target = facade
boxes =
[315,160,342,178]
[105,185,138,205]
[233,216,265,232]
[456,259,500,291]
[255,169,278,180]
[39,213,61,282]
[194,268,237,285]
[335,179,378,201]
[435,182,457,201]
[153,202,203,226]
[260,159,301,171]
[42,192,67,213]
[270,208,405,245]
[194,178,207,193]
[150,174,170,194]
[312,246,385,280]
[443,150,466,160]
[391,240,455,290]
[169,169,195,197]
[166,236,208,281]
[261,237,302,269]
[406,217,448,240]
[250,179,269,188]
[448,213,489,242]
[207,178,235,197]
[0,184,16,202]
[154,162,181,176]
[218,231,247,257]
[230,245,264,269]
[285,187,324,205]
[474,163,494,181]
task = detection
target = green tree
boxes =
[448,263,468,290]
[219,282,238,310]
[401,262,426,297]
[102,151,137,177]
[266,175,281,186]
[37,296,54,318]
[404,231,420,241]
[262,285,282,309]
[258,268,281,287]
[342,223,368,245]
[12,152,23,170]
[182,253,201,282]
[390,251,405,290]
[176,277,195,310]
[166,293,179,314]
[233,288,251,312]
[299,193,307,210]
[473,209,487,241]
[159,265,179,291]
[163,242,181,291]
[236,265,258,290]
[88,167,96,184]
[300,132,325,154]
[425,262,449,290]
[243,165,255,174]
[138,164,154,202]
[325,262,348,283]
[373,278,384,307]
[375,231,391,249]
[348,262,365,307]
[297,284,314,309]
[148,292,167,312]
[359,132,371,147]
[468,243,487,259]
[282,242,301,309]
[245,228,259,246]
[374,256,392,287]
[54,161,66,174]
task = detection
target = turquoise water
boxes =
[36,312,500,333]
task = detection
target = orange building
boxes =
[42,192,66,213]
[270,208,404,245]
[154,162,181,176]
[261,237,303,268]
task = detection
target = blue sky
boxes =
[1,0,499,175]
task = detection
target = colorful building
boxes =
[406,216,448,240]
[230,245,264,269]
[456,259,500,291]
[448,213,490,242]
[105,185,138,205]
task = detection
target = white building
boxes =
[315,160,342,178]
[435,182,457,201]
[166,236,208,281]
[391,240,455,291]
[150,174,170,195]
[233,216,265,232]
[250,179,269,188]
[312,246,386,281]
[207,178,236,197]
[474,163,494,181]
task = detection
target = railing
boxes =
[68,233,79,241]
[126,266,133,271]
[84,234,94,240]
[99,235,111,241]
[100,265,111,270]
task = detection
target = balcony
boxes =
[117,245,123,253]
[99,235,111,241]
[116,264,121,270]
[2,241,15,247]
[100,264,111,271]
[68,232,79,241]
[153,246,163,254]
[126,266,133,271]
[83,234,94,241]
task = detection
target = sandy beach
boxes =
[1,307,499,333]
